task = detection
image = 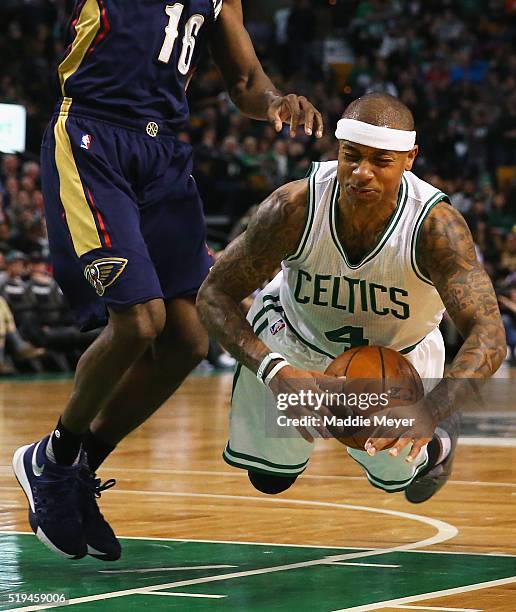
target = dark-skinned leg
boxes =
[12,298,166,560]
[85,296,208,467]
[60,299,166,436]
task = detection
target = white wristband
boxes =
[256,352,285,382]
[264,360,290,386]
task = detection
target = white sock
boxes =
[434,427,452,465]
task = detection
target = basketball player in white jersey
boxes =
[197,93,506,502]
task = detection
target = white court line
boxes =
[105,469,516,489]
[1,466,515,488]
[458,438,516,447]
[0,491,457,611]
[331,576,516,612]
[326,562,400,568]
[1,528,515,558]
[397,608,481,612]
[140,591,225,599]
[98,565,236,574]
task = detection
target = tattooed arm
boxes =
[197,179,344,441]
[369,202,506,459]
[417,202,506,422]
[197,179,307,373]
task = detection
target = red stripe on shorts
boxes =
[86,188,112,249]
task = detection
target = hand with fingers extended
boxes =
[362,399,439,463]
[267,364,346,442]
[267,94,324,138]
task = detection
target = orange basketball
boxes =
[324,346,424,450]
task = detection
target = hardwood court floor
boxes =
[0,372,515,611]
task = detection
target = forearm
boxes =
[229,68,281,120]
[425,324,506,423]
[210,0,281,121]
[197,286,273,374]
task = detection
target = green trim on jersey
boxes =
[223,443,309,474]
[410,192,448,285]
[349,452,429,492]
[399,335,425,354]
[285,162,320,262]
[252,303,283,329]
[232,301,277,403]
[251,288,426,363]
[282,311,336,359]
[254,319,269,337]
[330,175,409,269]
[231,363,242,400]
[251,294,283,331]
[223,451,306,476]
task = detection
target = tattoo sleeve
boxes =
[196,180,308,374]
[417,202,507,422]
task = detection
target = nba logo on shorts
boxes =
[270,319,285,335]
[80,134,93,150]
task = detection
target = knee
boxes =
[158,332,209,374]
[179,332,209,366]
[111,300,166,345]
[156,313,209,369]
[248,470,297,495]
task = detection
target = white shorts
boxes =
[223,308,445,492]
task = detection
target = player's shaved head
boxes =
[343,93,415,131]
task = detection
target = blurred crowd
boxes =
[1,0,516,372]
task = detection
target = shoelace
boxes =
[94,478,116,499]
[34,469,85,521]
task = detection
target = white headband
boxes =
[335,118,416,151]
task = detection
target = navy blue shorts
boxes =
[41,106,212,331]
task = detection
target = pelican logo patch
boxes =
[84,258,128,296]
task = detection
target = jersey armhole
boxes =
[284,161,320,262]
[410,193,449,285]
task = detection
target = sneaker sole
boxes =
[87,543,121,561]
[12,444,85,560]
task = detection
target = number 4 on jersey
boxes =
[158,3,205,75]
[325,325,370,350]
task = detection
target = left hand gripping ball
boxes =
[324,346,424,449]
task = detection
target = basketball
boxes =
[324,346,424,450]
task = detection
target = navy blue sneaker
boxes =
[79,469,121,561]
[12,435,87,559]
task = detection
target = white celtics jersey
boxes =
[253,161,447,360]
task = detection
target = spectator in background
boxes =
[286,0,318,77]
[464,199,489,258]
[498,283,516,365]
[213,136,246,217]
[22,253,98,368]
[499,232,516,274]
[0,221,11,253]
[489,193,515,235]
[239,135,269,210]
[1,250,35,329]
[1,0,516,372]
[0,295,45,375]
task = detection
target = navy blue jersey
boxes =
[58,0,223,132]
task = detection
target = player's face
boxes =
[337,141,418,207]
